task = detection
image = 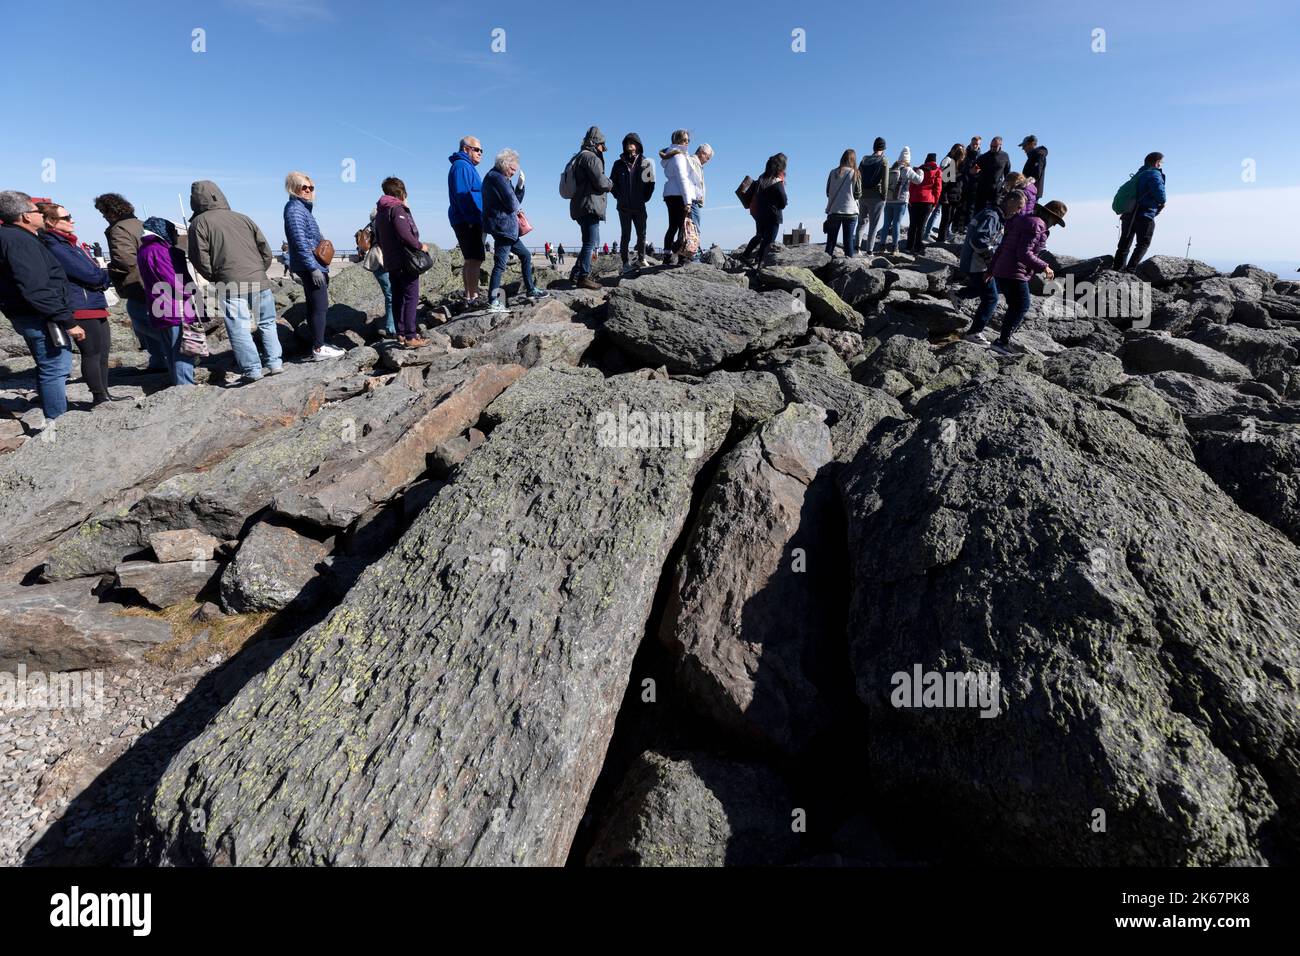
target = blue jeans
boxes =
[489,235,536,300]
[689,202,703,261]
[159,324,197,385]
[374,269,395,334]
[10,316,74,419]
[881,203,906,249]
[574,215,600,278]
[967,274,1000,335]
[969,276,1032,345]
[126,297,169,370]
[825,216,855,255]
[221,287,282,379]
[924,203,942,239]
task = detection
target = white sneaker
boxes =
[963,331,990,345]
[486,299,510,314]
[312,345,345,361]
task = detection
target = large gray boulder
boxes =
[839,372,1300,865]
[1120,331,1252,382]
[605,268,808,373]
[755,265,861,331]
[1043,348,1126,396]
[586,751,801,867]
[219,521,332,613]
[658,405,836,756]
[1189,410,1300,546]
[772,360,905,463]
[1186,323,1300,389]
[142,372,733,866]
[1135,256,1219,284]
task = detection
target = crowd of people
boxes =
[0,127,1167,419]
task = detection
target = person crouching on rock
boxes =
[482,148,551,313]
[374,176,431,349]
[957,191,1024,342]
[972,199,1065,355]
[136,217,199,387]
[741,153,788,267]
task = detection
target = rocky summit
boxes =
[3,245,1299,868]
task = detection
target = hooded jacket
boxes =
[283,194,325,275]
[482,168,525,240]
[137,230,198,328]
[857,153,888,201]
[886,148,924,203]
[989,211,1050,282]
[570,126,615,221]
[909,161,943,204]
[41,231,110,316]
[1022,145,1048,197]
[447,151,484,226]
[374,194,422,272]
[104,216,145,301]
[187,181,273,286]
[612,135,656,209]
[959,205,1006,273]
[0,223,73,324]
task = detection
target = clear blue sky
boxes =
[4,0,1297,270]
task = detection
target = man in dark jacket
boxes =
[94,192,168,371]
[974,136,1010,210]
[1019,135,1049,197]
[1115,152,1167,272]
[611,132,655,273]
[448,137,485,306]
[568,126,613,290]
[856,137,888,255]
[956,136,982,232]
[187,180,282,382]
[0,190,83,419]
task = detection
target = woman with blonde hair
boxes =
[825,149,861,257]
[283,171,343,361]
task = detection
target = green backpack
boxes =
[1112,169,1141,215]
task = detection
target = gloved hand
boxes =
[311,271,326,288]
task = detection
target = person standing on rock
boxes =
[374,176,431,349]
[567,126,613,290]
[658,130,696,266]
[448,137,486,308]
[0,190,83,420]
[611,132,654,275]
[825,149,861,257]
[978,199,1064,354]
[881,147,922,254]
[1019,135,1048,198]
[955,135,982,233]
[284,172,344,363]
[557,243,565,265]
[957,191,1024,340]
[363,207,395,337]
[907,152,943,254]
[187,180,283,383]
[38,202,119,405]
[136,217,199,386]
[482,148,551,313]
[1114,152,1166,273]
[93,192,169,373]
[973,136,1010,211]
[687,143,712,262]
[935,144,965,244]
[855,137,888,255]
[740,153,788,267]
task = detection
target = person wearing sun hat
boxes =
[981,199,1067,354]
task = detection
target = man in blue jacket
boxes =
[448,137,485,308]
[0,190,83,420]
[1115,152,1166,272]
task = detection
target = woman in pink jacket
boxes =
[136,217,198,385]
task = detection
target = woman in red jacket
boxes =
[906,153,943,254]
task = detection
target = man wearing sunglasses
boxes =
[0,190,83,420]
[448,136,486,309]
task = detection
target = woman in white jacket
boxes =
[659,129,696,264]
[881,146,923,254]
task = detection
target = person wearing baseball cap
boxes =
[1019,135,1049,198]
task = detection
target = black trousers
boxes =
[76,317,111,400]
[296,270,329,349]
[1115,212,1156,270]
[907,202,935,253]
[743,217,780,265]
[619,206,647,263]
[664,196,688,255]
[938,202,958,242]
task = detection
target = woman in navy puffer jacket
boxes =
[481,148,549,313]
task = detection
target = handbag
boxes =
[362,243,385,273]
[516,210,533,237]
[179,321,209,358]
[676,216,699,257]
[735,175,754,206]
[403,245,434,278]
[314,239,335,267]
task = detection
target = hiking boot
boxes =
[312,344,346,361]
[401,335,431,349]
[577,276,602,291]
[526,288,551,300]
[464,295,485,311]
[989,341,1012,356]
[963,330,990,345]
[621,261,635,275]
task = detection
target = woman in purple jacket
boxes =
[373,177,430,349]
[136,217,198,385]
[971,200,1066,354]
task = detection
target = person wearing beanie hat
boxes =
[136,216,200,386]
[880,146,923,254]
[567,125,613,289]
[855,137,889,255]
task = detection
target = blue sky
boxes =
[4,0,1297,271]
